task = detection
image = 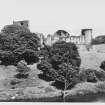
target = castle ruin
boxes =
[13,20,29,29]
[44,29,93,50]
[12,20,93,50]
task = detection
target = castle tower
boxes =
[13,20,29,29]
[81,29,93,44]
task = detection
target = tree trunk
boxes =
[63,80,67,102]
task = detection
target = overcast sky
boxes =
[0,0,105,37]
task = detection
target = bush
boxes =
[14,60,30,79]
[95,70,105,81]
[100,61,105,71]
[79,69,97,82]
[20,49,39,64]
[15,73,29,79]
[79,69,105,82]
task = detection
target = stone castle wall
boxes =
[44,29,93,51]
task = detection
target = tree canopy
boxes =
[37,41,81,89]
[0,24,40,65]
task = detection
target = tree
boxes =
[37,41,81,101]
[37,60,79,101]
[39,41,81,68]
[54,62,79,102]
[0,24,40,65]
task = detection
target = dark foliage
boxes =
[10,80,20,85]
[37,60,80,89]
[79,69,105,82]
[37,41,81,89]
[51,81,65,90]
[40,41,81,67]
[95,70,105,81]
[20,49,39,64]
[0,24,40,65]
[38,73,54,82]
[1,24,30,34]
[0,50,16,66]
[79,69,97,82]
[52,80,77,90]
[100,61,105,71]
[91,35,105,45]
[14,73,29,79]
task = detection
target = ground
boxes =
[0,64,61,101]
[0,50,105,101]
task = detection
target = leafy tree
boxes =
[37,41,81,101]
[0,24,40,65]
[39,41,81,68]
[37,59,80,101]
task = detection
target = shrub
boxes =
[79,68,105,82]
[100,61,105,71]
[20,49,39,64]
[15,73,29,79]
[14,60,30,79]
[95,70,105,81]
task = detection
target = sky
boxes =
[0,0,105,37]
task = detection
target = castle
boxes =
[13,20,29,29]
[13,20,93,50]
[44,29,93,50]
